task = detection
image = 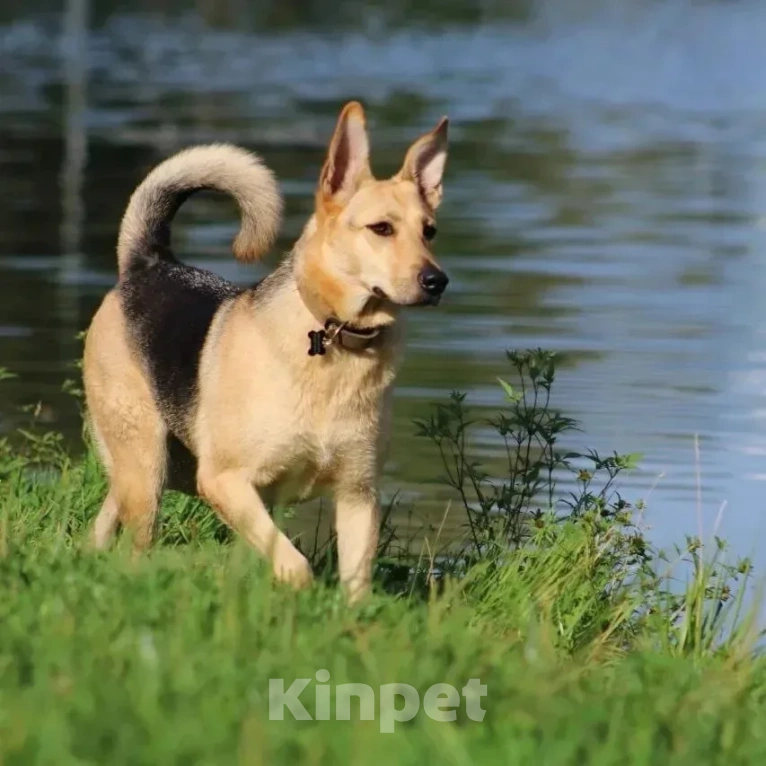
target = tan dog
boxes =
[83,101,449,602]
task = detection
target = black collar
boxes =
[307,319,384,356]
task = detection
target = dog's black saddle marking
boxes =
[120,258,245,442]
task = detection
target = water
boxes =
[2,0,766,559]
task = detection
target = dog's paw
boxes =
[273,546,314,589]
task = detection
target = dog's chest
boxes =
[259,397,382,506]
[243,350,395,505]
[260,431,345,506]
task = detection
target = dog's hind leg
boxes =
[84,291,167,551]
[88,406,167,551]
[91,489,120,550]
[197,467,313,587]
[108,432,166,549]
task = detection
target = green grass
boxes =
[1,353,766,764]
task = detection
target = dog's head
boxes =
[296,101,449,327]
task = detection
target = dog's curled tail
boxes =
[116,144,283,277]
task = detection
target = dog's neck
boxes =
[255,255,403,361]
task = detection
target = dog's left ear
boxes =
[319,101,371,204]
[399,117,449,210]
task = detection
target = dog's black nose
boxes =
[418,264,449,297]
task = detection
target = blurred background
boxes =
[2,0,766,557]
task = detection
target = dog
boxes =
[83,101,449,602]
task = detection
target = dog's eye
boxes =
[367,222,395,237]
[423,224,437,242]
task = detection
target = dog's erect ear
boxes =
[319,101,371,203]
[399,117,449,210]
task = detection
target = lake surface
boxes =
[2,0,766,560]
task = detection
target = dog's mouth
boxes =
[372,286,442,307]
[411,294,442,307]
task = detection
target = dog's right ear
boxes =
[318,101,371,205]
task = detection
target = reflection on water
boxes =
[2,0,766,558]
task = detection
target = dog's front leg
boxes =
[334,484,379,604]
[198,467,313,588]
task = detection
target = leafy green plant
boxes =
[414,349,641,560]
[414,349,758,656]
